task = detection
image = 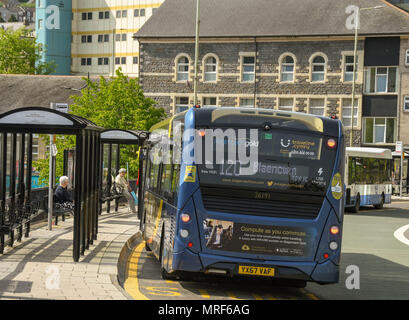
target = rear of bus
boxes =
[170,107,345,285]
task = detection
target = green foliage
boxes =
[0,27,55,74]
[7,14,17,22]
[33,135,76,186]
[69,69,166,177]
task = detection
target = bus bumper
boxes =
[172,251,339,284]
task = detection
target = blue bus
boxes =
[141,107,345,286]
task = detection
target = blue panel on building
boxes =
[36,0,72,75]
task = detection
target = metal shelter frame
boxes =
[0,107,104,262]
[100,129,149,215]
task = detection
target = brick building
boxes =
[135,0,409,148]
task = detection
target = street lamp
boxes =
[193,0,200,106]
[350,5,385,147]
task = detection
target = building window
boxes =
[363,117,396,144]
[364,67,398,93]
[175,97,189,113]
[121,57,127,65]
[122,10,127,18]
[121,34,127,41]
[98,35,103,43]
[104,34,109,42]
[99,12,104,19]
[105,11,110,19]
[81,35,87,43]
[152,8,157,15]
[242,56,255,82]
[115,34,121,42]
[311,56,326,82]
[404,96,409,112]
[278,98,294,112]
[176,56,189,81]
[115,57,121,65]
[98,58,109,66]
[82,12,87,20]
[344,55,358,82]
[88,12,92,20]
[406,50,409,66]
[281,55,295,82]
[341,98,359,127]
[309,98,325,116]
[133,56,138,64]
[134,9,146,17]
[116,11,121,18]
[87,35,92,43]
[203,97,217,107]
[239,98,255,108]
[204,56,217,82]
[81,58,92,66]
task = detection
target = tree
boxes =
[71,69,166,177]
[0,27,54,74]
[8,14,17,22]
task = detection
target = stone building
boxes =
[135,0,409,148]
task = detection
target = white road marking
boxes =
[393,224,409,246]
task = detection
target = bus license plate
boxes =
[238,265,275,277]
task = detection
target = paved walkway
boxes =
[0,206,138,300]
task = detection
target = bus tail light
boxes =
[327,138,337,149]
[323,253,329,259]
[330,226,339,235]
[181,213,191,223]
[188,242,193,248]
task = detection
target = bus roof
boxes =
[346,147,392,159]
[149,107,341,137]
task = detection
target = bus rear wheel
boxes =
[351,194,360,213]
[374,194,384,209]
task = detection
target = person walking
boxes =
[115,168,137,213]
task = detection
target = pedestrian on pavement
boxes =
[115,168,137,213]
[55,176,74,210]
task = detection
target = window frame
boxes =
[279,54,296,83]
[341,98,359,128]
[308,98,326,116]
[241,55,255,83]
[239,97,255,108]
[404,96,409,112]
[175,55,190,82]
[175,97,190,113]
[310,54,327,83]
[203,54,218,83]
[362,117,397,145]
[344,55,358,82]
[278,97,294,112]
[364,66,398,94]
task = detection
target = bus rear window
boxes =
[196,128,336,194]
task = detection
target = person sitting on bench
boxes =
[55,176,74,210]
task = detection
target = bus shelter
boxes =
[100,129,149,216]
[0,107,103,262]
